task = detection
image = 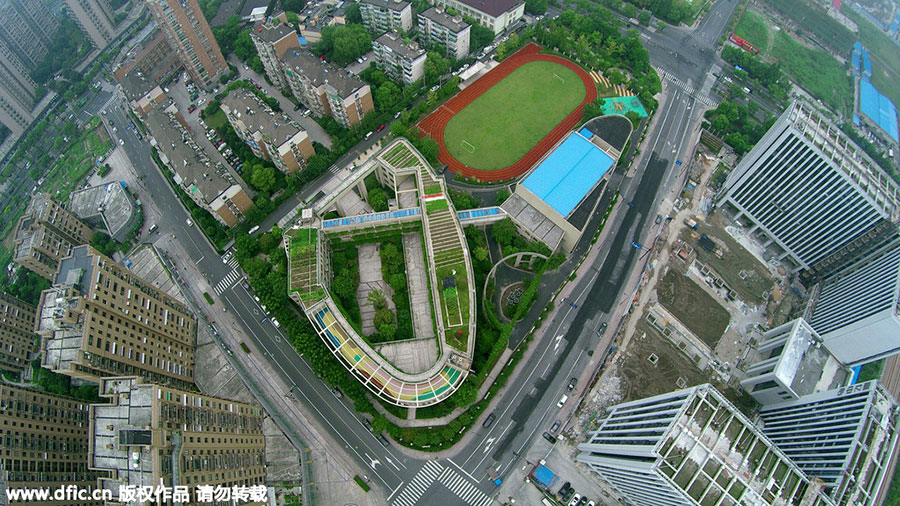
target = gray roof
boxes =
[420,7,469,32]
[251,20,297,43]
[145,108,232,205]
[221,88,306,147]
[68,183,137,241]
[453,0,523,17]
[280,49,368,97]
[53,245,96,287]
[119,71,159,101]
[374,32,425,60]
[363,0,410,11]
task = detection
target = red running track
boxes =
[418,43,598,182]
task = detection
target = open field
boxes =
[443,61,585,170]
[771,31,853,115]
[735,9,770,54]
[845,9,900,110]
[657,266,731,348]
[45,120,112,201]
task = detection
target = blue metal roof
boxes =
[522,132,614,218]
[859,79,899,142]
[532,465,558,488]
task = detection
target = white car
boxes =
[197,98,206,106]
[186,218,193,226]
[567,494,582,506]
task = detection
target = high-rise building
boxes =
[36,245,197,390]
[359,0,413,33]
[0,42,36,136]
[0,0,59,69]
[146,0,227,88]
[431,0,524,34]
[113,24,183,85]
[249,16,299,90]
[0,384,104,506]
[759,381,900,506]
[717,101,900,273]
[280,49,375,128]
[807,235,900,365]
[0,292,38,376]
[64,0,117,50]
[576,384,836,506]
[220,88,315,173]
[89,376,267,504]
[740,318,850,406]
[373,32,427,85]
[13,193,95,281]
[419,7,470,60]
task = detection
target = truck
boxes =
[684,218,699,230]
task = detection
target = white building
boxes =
[418,7,470,60]
[717,101,900,273]
[740,318,850,406]
[431,0,524,34]
[807,235,900,366]
[576,385,836,506]
[359,0,413,32]
[373,32,426,85]
[759,381,900,506]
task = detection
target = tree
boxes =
[491,218,518,247]
[234,31,256,61]
[638,10,652,25]
[373,82,402,111]
[389,273,407,291]
[345,2,362,24]
[367,289,387,310]
[414,136,439,165]
[374,308,394,327]
[466,17,495,53]
[525,0,547,14]
[474,247,489,262]
[368,187,388,211]
[495,189,510,205]
[251,165,276,192]
[424,51,450,86]
[452,381,478,407]
[283,0,306,12]
[378,323,396,340]
[213,16,242,56]
[333,272,356,302]
[315,25,372,66]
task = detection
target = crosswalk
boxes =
[392,461,493,506]
[213,257,241,295]
[657,68,719,107]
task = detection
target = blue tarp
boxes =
[862,48,873,77]
[532,465,559,489]
[297,35,308,46]
[850,365,861,384]
[859,79,899,142]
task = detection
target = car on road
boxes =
[377,434,390,447]
[394,110,402,119]
[119,139,125,146]
[363,419,373,431]
[375,124,385,132]
[365,131,373,140]
[542,432,557,444]
[597,321,608,336]
[357,57,364,64]
[557,394,568,408]
[197,98,206,106]
[567,494,582,506]
[271,318,280,328]
[332,387,343,398]
[483,413,496,428]
[294,103,302,111]
[148,224,158,234]
[186,218,193,227]
[567,378,577,391]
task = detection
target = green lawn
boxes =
[771,31,853,116]
[204,108,227,130]
[444,61,585,170]
[735,9,770,54]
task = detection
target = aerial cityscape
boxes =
[0,0,899,505]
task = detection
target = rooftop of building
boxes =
[758,318,850,398]
[374,32,426,60]
[858,78,899,142]
[451,0,524,17]
[362,0,411,11]
[68,182,137,241]
[119,71,162,101]
[251,19,298,43]
[25,192,51,218]
[221,87,307,148]
[145,107,233,206]
[419,6,469,31]
[280,48,367,97]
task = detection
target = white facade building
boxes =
[717,101,900,273]
[418,7,470,60]
[740,318,850,406]
[807,236,900,365]
[431,0,524,34]
[373,32,426,85]
[359,0,413,32]
[576,385,835,506]
[759,380,900,506]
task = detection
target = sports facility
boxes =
[444,61,585,169]
[418,43,598,182]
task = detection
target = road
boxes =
[102,1,741,504]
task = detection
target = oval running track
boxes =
[417,43,598,182]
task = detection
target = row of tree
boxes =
[703,100,775,156]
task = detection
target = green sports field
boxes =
[444,61,585,170]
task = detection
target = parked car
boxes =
[294,103,302,111]
[542,432,557,444]
[567,378,577,391]
[188,104,197,113]
[597,321,608,336]
[550,420,561,433]
[483,413,496,428]
[557,394,568,408]
[377,435,390,447]
[567,494,582,506]
[376,123,386,132]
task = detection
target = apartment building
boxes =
[360,0,413,32]
[807,235,900,365]
[220,87,315,173]
[0,0,58,70]
[146,105,253,226]
[373,32,427,85]
[717,101,900,273]
[146,0,227,88]
[113,24,183,86]
[13,193,95,281]
[89,376,267,504]
[759,381,899,506]
[0,42,36,136]
[36,245,197,391]
[576,385,836,506]
[250,15,300,90]
[740,318,850,406]
[0,293,37,376]
[419,7,470,60]
[0,384,103,506]
[280,49,374,127]
[64,0,117,51]
[431,0,524,34]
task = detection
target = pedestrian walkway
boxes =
[392,460,443,506]
[657,67,719,107]
[437,467,493,506]
[391,460,493,506]
[214,267,241,295]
